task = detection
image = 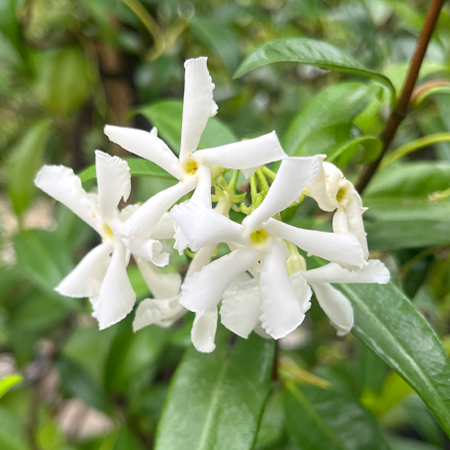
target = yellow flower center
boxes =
[183,159,199,176]
[250,229,269,246]
[103,224,114,241]
[336,186,348,205]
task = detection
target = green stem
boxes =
[256,169,269,194]
[228,170,239,194]
[250,174,257,204]
[261,165,277,180]
[381,133,450,168]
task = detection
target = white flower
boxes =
[307,156,368,258]
[221,260,390,339]
[103,57,286,244]
[35,150,169,329]
[170,156,366,340]
[133,245,218,352]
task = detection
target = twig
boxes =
[356,0,446,194]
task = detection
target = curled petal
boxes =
[186,244,217,277]
[221,282,260,339]
[191,165,212,208]
[35,165,100,233]
[344,196,369,260]
[170,202,248,251]
[259,240,307,339]
[180,248,261,313]
[180,57,218,161]
[56,243,112,298]
[191,311,218,353]
[137,258,181,298]
[95,150,131,222]
[119,179,196,240]
[289,271,313,313]
[150,213,176,240]
[133,296,185,331]
[193,132,285,170]
[104,125,181,179]
[244,156,319,233]
[304,260,390,285]
[92,240,136,330]
[265,219,365,270]
[307,158,341,212]
[311,282,353,336]
[122,237,169,267]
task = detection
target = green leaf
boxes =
[282,83,380,156]
[154,333,274,450]
[0,406,28,450]
[284,383,390,450]
[78,157,176,183]
[56,355,111,414]
[0,374,23,399]
[339,282,450,436]
[32,47,96,115]
[234,38,396,103]
[13,230,76,307]
[190,17,240,72]
[327,136,382,166]
[133,100,237,154]
[8,120,52,216]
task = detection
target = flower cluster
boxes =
[35,57,390,352]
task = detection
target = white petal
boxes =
[119,179,196,240]
[193,131,285,169]
[221,282,260,338]
[259,240,307,339]
[244,156,319,233]
[265,219,365,271]
[95,150,131,222]
[180,57,217,162]
[150,212,176,240]
[56,243,113,298]
[186,244,217,277]
[122,237,169,267]
[133,295,184,331]
[170,202,248,251]
[304,260,390,284]
[311,282,353,336]
[180,248,261,313]
[191,165,212,208]
[306,158,341,212]
[35,165,100,232]
[104,125,181,179]
[289,271,313,313]
[332,208,349,233]
[191,311,218,353]
[92,240,136,330]
[137,258,181,299]
[344,196,369,260]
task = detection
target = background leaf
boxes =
[154,332,274,450]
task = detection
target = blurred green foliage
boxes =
[1,0,450,449]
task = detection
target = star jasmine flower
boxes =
[35,151,170,329]
[307,156,369,258]
[103,57,286,244]
[221,259,390,339]
[170,156,367,340]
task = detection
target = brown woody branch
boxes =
[356,0,446,194]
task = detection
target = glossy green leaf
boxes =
[133,100,237,154]
[366,219,450,250]
[282,83,380,156]
[327,136,382,165]
[0,374,23,399]
[234,38,395,102]
[190,17,240,72]
[33,47,96,115]
[154,333,274,450]
[339,282,450,436]
[78,157,176,183]
[284,382,390,450]
[8,120,52,216]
